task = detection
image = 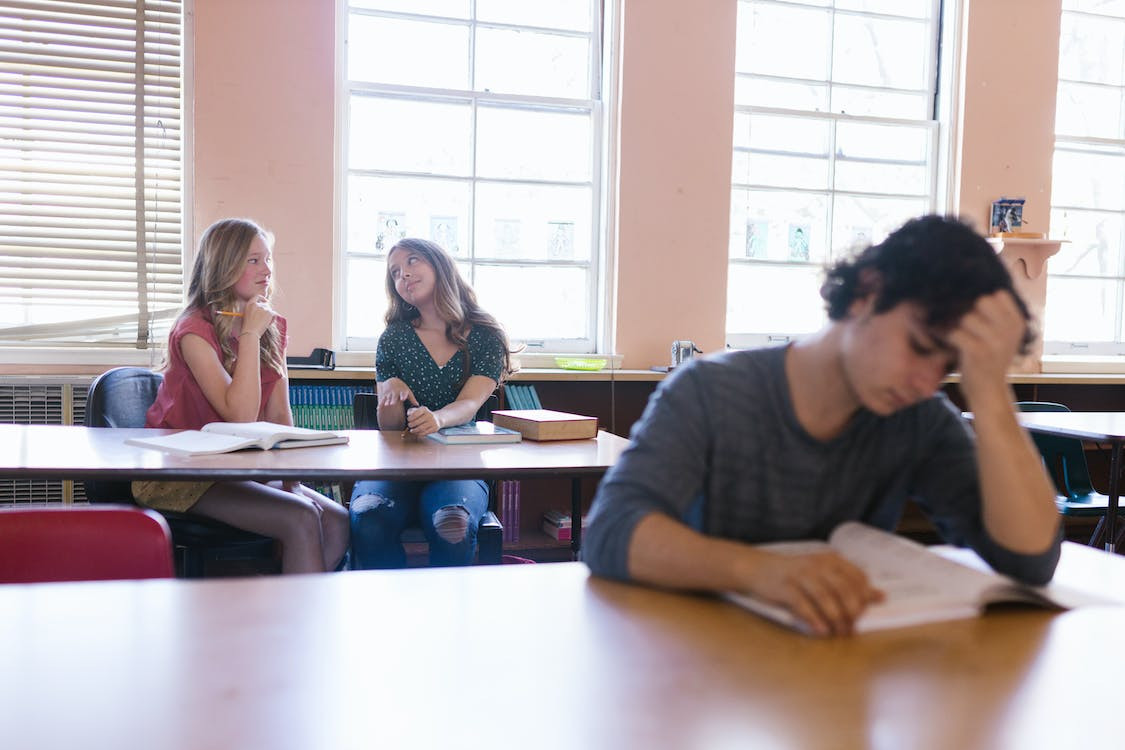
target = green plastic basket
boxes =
[555,357,607,371]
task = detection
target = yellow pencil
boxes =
[216,310,243,317]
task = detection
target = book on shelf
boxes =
[425,421,522,445]
[542,509,588,541]
[491,409,598,441]
[725,522,1106,635]
[125,421,348,457]
[500,479,520,543]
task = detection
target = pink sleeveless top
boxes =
[145,309,288,429]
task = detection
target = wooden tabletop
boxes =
[0,424,630,482]
[1016,411,1125,442]
[2,550,1125,750]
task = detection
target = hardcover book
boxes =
[725,522,1103,635]
[125,421,348,456]
[425,421,522,445]
[491,409,597,441]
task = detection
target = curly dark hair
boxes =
[820,214,1034,354]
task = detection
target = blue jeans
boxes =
[349,479,489,569]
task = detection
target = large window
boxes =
[1048,1,1125,354]
[341,0,604,353]
[727,0,941,346]
[0,0,183,351]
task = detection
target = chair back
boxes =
[0,507,174,583]
[1016,401,1097,499]
[85,367,164,503]
[353,392,499,430]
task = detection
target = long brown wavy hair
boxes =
[385,238,514,381]
[170,218,285,375]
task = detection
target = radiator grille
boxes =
[0,377,91,504]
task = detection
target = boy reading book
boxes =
[583,215,1062,637]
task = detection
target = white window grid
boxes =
[340,3,604,354]
[727,0,942,350]
[1047,3,1125,355]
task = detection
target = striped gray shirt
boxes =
[583,345,1060,585]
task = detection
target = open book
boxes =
[126,421,348,456]
[725,522,1105,635]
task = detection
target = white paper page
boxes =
[126,430,254,455]
[202,421,330,440]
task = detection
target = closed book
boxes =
[492,409,597,441]
[425,421,522,445]
[542,519,572,541]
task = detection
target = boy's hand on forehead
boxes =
[947,290,1025,395]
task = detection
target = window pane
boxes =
[349,97,472,175]
[348,15,469,89]
[475,27,590,99]
[476,106,591,181]
[830,85,928,119]
[834,122,931,195]
[832,196,927,252]
[833,15,929,90]
[835,0,933,18]
[735,76,827,110]
[475,183,592,261]
[474,265,588,339]
[1049,208,1124,277]
[736,3,831,80]
[1058,13,1125,86]
[345,256,387,342]
[733,114,830,190]
[1055,82,1125,140]
[477,0,592,32]
[347,176,471,257]
[1044,276,1120,342]
[1064,0,1125,14]
[729,189,829,262]
[351,0,469,17]
[1052,144,1125,210]
[726,264,826,334]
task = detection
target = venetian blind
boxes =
[0,0,182,349]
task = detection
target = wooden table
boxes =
[0,424,630,553]
[1017,412,1125,553]
[3,547,1125,750]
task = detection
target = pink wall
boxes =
[955,0,1062,232]
[192,0,337,358]
[612,0,737,368]
[0,0,1073,373]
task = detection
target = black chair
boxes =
[1017,401,1118,547]
[351,392,504,564]
[85,367,278,577]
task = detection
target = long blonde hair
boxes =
[172,218,285,374]
[385,238,514,381]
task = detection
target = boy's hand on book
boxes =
[743,550,884,636]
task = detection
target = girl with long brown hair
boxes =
[349,238,513,568]
[134,218,348,574]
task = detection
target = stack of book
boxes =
[542,509,587,541]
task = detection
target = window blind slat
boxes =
[0,0,183,348]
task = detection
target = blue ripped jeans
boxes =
[349,479,489,569]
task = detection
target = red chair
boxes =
[0,507,174,583]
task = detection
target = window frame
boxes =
[726,0,946,350]
[1046,3,1125,356]
[336,1,609,357]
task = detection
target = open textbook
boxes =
[126,421,348,456]
[725,522,1107,635]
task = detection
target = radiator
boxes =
[0,376,92,504]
